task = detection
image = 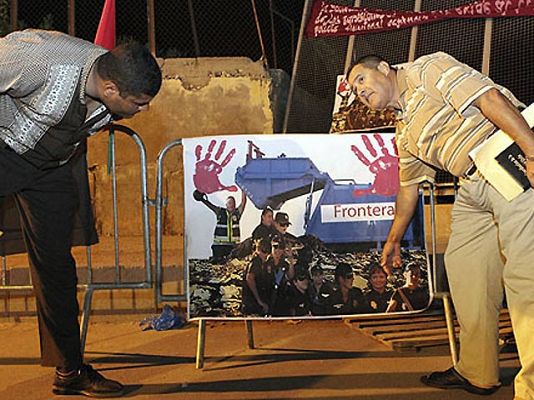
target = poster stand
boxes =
[194,303,458,370]
[195,319,255,369]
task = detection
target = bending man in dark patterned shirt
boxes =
[0,29,161,397]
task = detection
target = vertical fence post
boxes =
[268,0,277,69]
[68,0,75,36]
[408,0,422,62]
[482,18,493,75]
[9,0,18,31]
[343,0,361,75]
[147,0,156,55]
[282,0,313,133]
[187,0,201,57]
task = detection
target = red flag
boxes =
[94,0,116,49]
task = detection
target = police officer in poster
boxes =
[361,264,393,313]
[242,238,273,315]
[308,265,333,316]
[327,262,365,315]
[285,263,313,317]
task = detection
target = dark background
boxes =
[13,0,305,75]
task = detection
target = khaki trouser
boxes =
[445,175,534,399]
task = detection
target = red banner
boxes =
[306,0,534,38]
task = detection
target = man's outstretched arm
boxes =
[238,191,247,215]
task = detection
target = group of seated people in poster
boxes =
[193,190,429,317]
[241,208,429,317]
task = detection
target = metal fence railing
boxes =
[154,139,187,305]
[79,124,153,353]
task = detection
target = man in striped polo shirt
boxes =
[348,52,534,399]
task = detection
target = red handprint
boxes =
[336,78,353,109]
[337,78,352,97]
[193,139,238,194]
[351,134,399,197]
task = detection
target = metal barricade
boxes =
[80,124,153,353]
[154,139,187,304]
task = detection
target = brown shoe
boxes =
[53,364,124,397]
[421,367,500,396]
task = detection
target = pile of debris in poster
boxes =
[188,239,428,318]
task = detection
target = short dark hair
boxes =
[310,265,323,276]
[96,42,162,97]
[257,238,272,254]
[261,207,273,217]
[368,265,387,277]
[355,54,387,68]
[334,262,353,280]
[271,237,287,250]
[295,263,310,280]
[346,54,389,81]
[404,262,421,273]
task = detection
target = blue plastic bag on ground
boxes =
[140,304,186,331]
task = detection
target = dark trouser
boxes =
[0,147,82,370]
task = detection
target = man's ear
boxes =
[102,80,119,98]
[377,61,391,76]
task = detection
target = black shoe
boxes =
[421,367,500,396]
[53,364,124,397]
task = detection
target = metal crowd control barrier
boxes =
[80,124,153,354]
[154,138,187,305]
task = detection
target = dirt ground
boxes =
[0,315,520,399]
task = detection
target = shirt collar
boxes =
[79,47,108,104]
[394,64,409,120]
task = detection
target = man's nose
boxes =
[138,103,150,112]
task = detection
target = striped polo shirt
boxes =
[395,52,524,186]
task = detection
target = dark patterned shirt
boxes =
[0,29,112,168]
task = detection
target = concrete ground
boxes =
[0,315,520,399]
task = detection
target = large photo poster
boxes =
[184,134,431,320]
